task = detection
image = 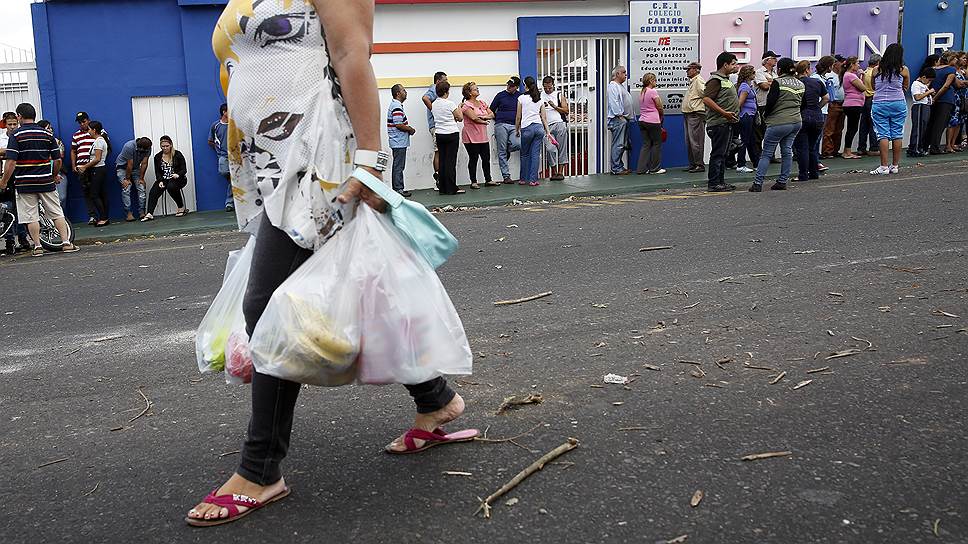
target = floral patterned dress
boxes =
[213,0,355,249]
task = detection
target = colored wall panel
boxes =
[699,11,765,72]
[834,2,901,66]
[767,6,834,62]
[900,0,964,73]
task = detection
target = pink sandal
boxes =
[185,486,291,527]
[385,427,480,455]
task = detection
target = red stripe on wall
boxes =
[373,40,520,54]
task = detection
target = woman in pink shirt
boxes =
[636,73,666,174]
[840,57,869,159]
[461,82,498,188]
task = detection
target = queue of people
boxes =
[391,73,572,196]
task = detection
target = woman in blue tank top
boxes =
[869,43,910,175]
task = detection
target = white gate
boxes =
[131,96,197,215]
[0,44,41,117]
[536,35,627,176]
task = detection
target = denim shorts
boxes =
[218,156,230,176]
[871,100,907,141]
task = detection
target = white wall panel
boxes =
[132,96,197,214]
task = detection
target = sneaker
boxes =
[870,166,890,175]
[708,184,732,192]
[502,177,514,185]
[818,163,829,172]
[398,190,413,197]
[225,205,235,212]
[736,166,755,173]
[748,184,763,192]
[88,217,96,225]
[888,165,899,174]
[650,168,667,175]
[770,182,787,190]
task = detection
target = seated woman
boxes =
[142,135,188,221]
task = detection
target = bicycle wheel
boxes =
[37,203,74,251]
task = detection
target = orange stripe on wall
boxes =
[373,40,519,54]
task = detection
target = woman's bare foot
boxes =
[386,393,466,453]
[186,473,287,522]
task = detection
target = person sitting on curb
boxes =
[142,135,188,221]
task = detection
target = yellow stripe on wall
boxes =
[377,75,512,90]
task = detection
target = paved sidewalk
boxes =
[72,153,957,243]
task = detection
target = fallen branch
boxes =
[443,471,473,476]
[475,437,579,518]
[769,371,786,385]
[826,349,862,360]
[476,422,543,444]
[741,451,792,462]
[639,245,674,252]
[493,291,553,306]
[127,387,152,424]
[806,367,830,374]
[82,482,100,497]
[681,301,701,310]
[677,360,703,366]
[792,379,813,390]
[218,450,241,458]
[36,457,69,469]
[496,394,544,415]
[744,362,776,371]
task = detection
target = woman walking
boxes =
[751,58,803,191]
[460,82,497,189]
[635,72,665,174]
[188,0,474,526]
[141,136,188,220]
[515,76,552,186]
[433,81,464,195]
[868,43,910,175]
[735,65,759,173]
[840,57,868,159]
[794,61,828,181]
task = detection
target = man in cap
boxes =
[754,51,779,160]
[490,76,523,183]
[71,112,99,224]
[681,62,707,173]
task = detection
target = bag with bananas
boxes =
[249,213,364,386]
[195,236,257,380]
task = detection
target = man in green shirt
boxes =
[702,52,741,192]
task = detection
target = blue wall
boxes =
[900,0,965,73]
[32,0,226,221]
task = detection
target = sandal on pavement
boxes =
[385,427,480,455]
[32,246,44,257]
[141,214,154,222]
[185,486,291,527]
[61,243,80,253]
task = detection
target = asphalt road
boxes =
[1,162,966,544]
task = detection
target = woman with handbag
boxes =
[635,72,665,174]
[187,0,474,527]
[141,135,187,221]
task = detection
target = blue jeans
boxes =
[391,147,407,192]
[737,114,759,168]
[755,122,802,185]
[219,156,233,207]
[607,117,629,173]
[116,167,147,214]
[520,123,545,183]
[494,122,520,179]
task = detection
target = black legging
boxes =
[237,218,456,485]
[146,179,185,214]
[436,132,460,194]
[843,106,863,151]
[464,142,492,183]
[84,166,109,221]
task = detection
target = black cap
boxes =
[75,111,89,123]
[834,54,846,62]
[506,76,521,87]
[762,50,778,60]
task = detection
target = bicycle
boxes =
[0,200,75,252]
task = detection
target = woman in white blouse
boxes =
[515,76,553,186]
[431,81,465,194]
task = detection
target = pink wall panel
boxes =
[699,11,766,76]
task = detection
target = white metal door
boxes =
[132,96,197,215]
[536,35,626,176]
[0,45,41,117]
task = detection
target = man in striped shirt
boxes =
[0,103,78,256]
[71,111,98,224]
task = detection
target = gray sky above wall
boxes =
[1,0,828,52]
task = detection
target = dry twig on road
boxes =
[639,245,674,252]
[741,451,792,462]
[493,291,553,306]
[496,394,544,415]
[127,387,152,424]
[475,438,579,518]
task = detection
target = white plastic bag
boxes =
[354,206,473,385]
[195,236,256,381]
[249,205,472,386]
